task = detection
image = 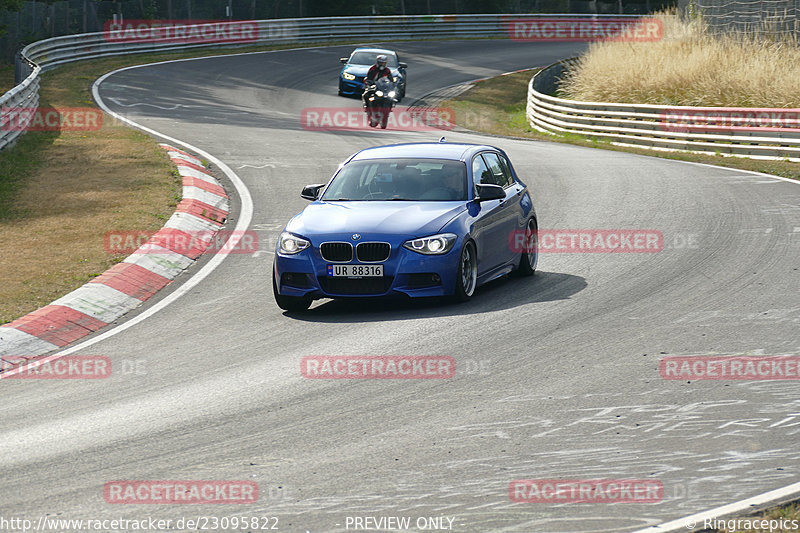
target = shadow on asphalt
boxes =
[283,270,587,323]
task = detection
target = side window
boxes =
[482,152,512,188]
[497,154,515,186]
[471,155,492,191]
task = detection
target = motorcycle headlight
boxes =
[403,233,457,255]
[388,90,396,98]
[375,90,384,97]
[342,72,356,80]
[278,232,311,255]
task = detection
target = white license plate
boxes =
[327,264,383,278]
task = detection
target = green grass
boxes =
[443,70,800,182]
[0,131,58,221]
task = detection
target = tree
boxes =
[0,0,24,11]
[0,0,24,39]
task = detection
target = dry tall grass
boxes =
[559,11,800,107]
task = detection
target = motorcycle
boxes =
[363,76,398,129]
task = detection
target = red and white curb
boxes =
[0,144,229,363]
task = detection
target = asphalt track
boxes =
[1,40,799,533]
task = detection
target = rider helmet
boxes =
[376,54,388,68]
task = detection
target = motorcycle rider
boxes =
[362,54,394,107]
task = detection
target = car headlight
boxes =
[388,90,396,98]
[342,72,356,80]
[403,233,457,255]
[375,90,384,97]
[278,232,310,255]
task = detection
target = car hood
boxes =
[287,201,464,238]
[342,65,401,77]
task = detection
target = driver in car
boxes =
[422,167,465,200]
[363,54,393,107]
[442,167,466,200]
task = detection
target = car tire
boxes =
[453,240,477,302]
[516,217,538,276]
[273,272,311,312]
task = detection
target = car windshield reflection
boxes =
[349,51,399,67]
[321,159,468,202]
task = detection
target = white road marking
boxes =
[106,97,199,110]
[737,227,774,234]
[238,163,276,169]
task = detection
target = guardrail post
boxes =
[14,50,26,85]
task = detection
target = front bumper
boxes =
[274,235,460,299]
[339,76,365,95]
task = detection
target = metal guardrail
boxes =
[2,65,41,151]
[0,13,649,153]
[527,58,800,161]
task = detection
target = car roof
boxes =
[349,142,500,163]
[351,47,397,56]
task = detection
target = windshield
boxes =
[373,77,396,91]
[321,159,468,201]
[349,51,398,67]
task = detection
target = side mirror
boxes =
[475,184,504,202]
[301,184,325,200]
[398,62,408,69]
[339,57,348,64]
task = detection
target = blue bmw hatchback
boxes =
[272,142,538,311]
